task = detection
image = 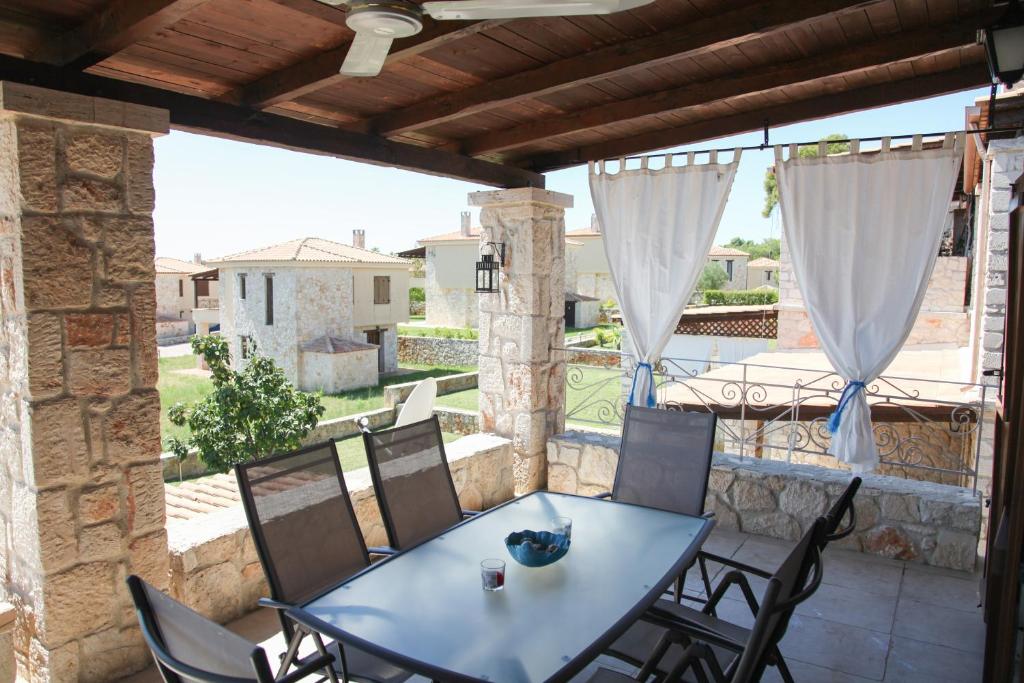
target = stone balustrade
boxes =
[167,434,514,622]
[547,431,982,571]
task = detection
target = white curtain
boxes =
[775,135,964,472]
[590,152,740,406]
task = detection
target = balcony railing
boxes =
[195,297,219,310]
[556,349,987,490]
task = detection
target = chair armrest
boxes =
[701,511,715,519]
[698,551,773,579]
[462,509,480,517]
[367,546,396,556]
[592,492,612,499]
[277,652,334,683]
[258,597,294,612]
[704,569,762,618]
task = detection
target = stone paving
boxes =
[122,527,983,683]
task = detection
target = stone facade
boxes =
[167,435,514,621]
[474,188,571,493]
[397,335,479,367]
[299,346,378,394]
[0,83,169,682]
[424,241,480,329]
[707,251,749,291]
[548,431,981,571]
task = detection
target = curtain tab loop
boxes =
[588,160,596,175]
[880,136,891,152]
[628,361,657,408]
[733,147,743,163]
[850,139,860,155]
[708,149,718,164]
[827,381,866,434]
[686,151,696,166]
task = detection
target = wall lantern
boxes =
[475,241,505,293]
[981,0,1024,87]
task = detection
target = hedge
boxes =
[702,289,779,306]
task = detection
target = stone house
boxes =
[706,245,750,291]
[566,215,617,304]
[208,234,410,393]
[154,256,214,341]
[746,256,780,289]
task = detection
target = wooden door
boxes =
[984,175,1024,683]
[365,328,384,373]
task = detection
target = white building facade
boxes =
[154,256,217,341]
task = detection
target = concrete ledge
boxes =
[383,370,478,407]
[547,431,982,571]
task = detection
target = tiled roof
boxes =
[565,228,602,237]
[155,257,207,274]
[210,237,409,265]
[165,474,240,522]
[301,335,378,354]
[747,257,781,267]
[420,227,581,246]
[708,246,750,257]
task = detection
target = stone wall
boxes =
[565,346,621,368]
[397,335,478,367]
[382,371,478,407]
[298,347,377,393]
[167,435,514,622]
[435,407,479,435]
[0,83,170,681]
[547,431,982,571]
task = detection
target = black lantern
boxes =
[475,241,505,293]
[982,0,1024,87]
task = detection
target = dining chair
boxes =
[362,416,476,550]
[598,517,828,683]
[597,404,718,602]
[235,441,411,683]
[127,574,335,683]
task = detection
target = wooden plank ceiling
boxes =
[0,0,996,187]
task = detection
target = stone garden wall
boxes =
[398,336,479,367]
[565,347,621,368]
[382,371,477,406]
[547,431,982,571]
[167,435,514,622]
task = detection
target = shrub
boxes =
[697,262,729,291]
[409,287,425,303]
[702,289,779,306]
[166,335,324,473]
[600,299,617,310]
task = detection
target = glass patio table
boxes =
[287,491,713,683]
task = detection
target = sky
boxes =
[153,87,990,261]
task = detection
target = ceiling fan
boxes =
[317,0,655,77]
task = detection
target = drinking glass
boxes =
[480,559,505,591]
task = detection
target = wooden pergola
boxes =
[0,0,997,188]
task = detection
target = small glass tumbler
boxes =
[481,559,505,591]
[551,516,573,541]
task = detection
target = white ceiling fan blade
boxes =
[422,0,652,20]
[340,32,394,77]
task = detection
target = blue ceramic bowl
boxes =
[504,530,571,567]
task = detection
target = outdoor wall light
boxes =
[982,0,1024,87]
[475,241,506,293]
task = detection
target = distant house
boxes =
[154,256,215,341]
[207,233,410,393]
[747,257,781,289]
[707,246,750,291]
[566,215,616,304]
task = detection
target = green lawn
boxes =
[158,355,474,448]
[397,325,478,339]
[435,365,625,428]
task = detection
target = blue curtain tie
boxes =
[628,361,656,408]
[827,380,866,434]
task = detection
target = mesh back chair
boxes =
[235,442,410,683]
[363,416,468,550]
[594,518,827,683]
[127,575,333,683]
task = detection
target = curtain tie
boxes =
[827,381,866,434]
[628,361,657,408]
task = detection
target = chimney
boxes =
[193,252,202,264]
[590,213,600,233]
[353,229,366,249]
[460,211,472,237]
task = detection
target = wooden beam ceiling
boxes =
[229,19,501,109]
[0,54,544,188]
[263,0,349,27]
[527,63,991,171]
[463,20,986,157]
[352,0,887,138]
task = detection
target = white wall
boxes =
[425,242,480,328]
[351,266,410,327]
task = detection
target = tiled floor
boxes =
[123,529,985,683]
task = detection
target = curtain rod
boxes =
[609,126,1023,163]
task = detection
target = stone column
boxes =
[0,82,168,682]
[473,188,571,494]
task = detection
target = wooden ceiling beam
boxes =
[30,0,212,69]
[0,53,543,189]
[230,19,500,109]
[263,0,349,27]
[463,20,986,156]
[526,62,990,172]
[357,0,888,137]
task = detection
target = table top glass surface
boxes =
[299,491,710,683]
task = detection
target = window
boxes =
[373,276,391,304]
[240,336,251,360]
[239,274,246,299]
[265,275,274,325]
[178,279,184,297]
[725,260,734,281]
[767,270,772,282]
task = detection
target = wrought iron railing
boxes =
[556,349,987,490]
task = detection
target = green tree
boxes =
[697,262,729,291]
[167,335,325,473]
[762,134,850,217]
[724,236,781,260]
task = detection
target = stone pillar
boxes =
[0,82,169,682]
[472,188,571,494]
